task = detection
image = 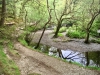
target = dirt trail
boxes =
[5,42,100,75]
[29,30,100,52]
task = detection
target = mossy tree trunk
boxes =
[34,24,47,49]
[53,20,62,38]
[84,12,100,43]
[0,0,6,26]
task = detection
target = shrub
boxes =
[58,33,63,37]
[59,27,67,33]
[67,30,85,38]
[54,27,67,33]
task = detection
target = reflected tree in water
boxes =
[88,51,100,67]
[85,52,90,66]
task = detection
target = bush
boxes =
[0,25,16,39]
[58,33,63,37]
[54,27,67,33]
[26,26,39,32]
[67,30,85,38]
[59,27,67,33]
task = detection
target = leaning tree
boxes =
[84,0,100,43]
[35,0,52,49]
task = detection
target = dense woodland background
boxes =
[0,0,100,43]
[0,0,100,75]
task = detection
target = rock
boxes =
[49,47,57,53]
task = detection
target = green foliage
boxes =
[18,38,28,46]
[90,19,100,37]
[87,66,100,71]
[58,33,63,37]
[66,25,86,38]
[26,26,36,32]
[54,27,67,33]
[0,45,20,75]
[59,27,67,33]
[67,30,86,38]
[0,25,16,40]
[8,42,14,49]
[18,32,28,46]
[67,30,79,38]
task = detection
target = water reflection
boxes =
[88,51,100,67]
[34,44,100,67]
[61,50,86,65]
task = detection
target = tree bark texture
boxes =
[53,21,62,38]
[0,0,6,26]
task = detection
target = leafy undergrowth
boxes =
[0,41,20,75]
[18,32,28,46]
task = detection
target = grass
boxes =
[18,37,28,46]
[0,44,20,75]
[18,31,28,46]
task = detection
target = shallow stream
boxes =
[33,44,100,67]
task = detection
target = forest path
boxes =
[29,30,100,52]
[6,41,100,75]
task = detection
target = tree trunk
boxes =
[84,13,100,44]
[84,29,90,43]
[53,21,62,38]
[34,26,46,49]
[57,49,64,58]
[0,0,6,26]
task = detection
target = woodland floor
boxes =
[4,29,100,75]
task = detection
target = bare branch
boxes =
[53,0,59,21]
